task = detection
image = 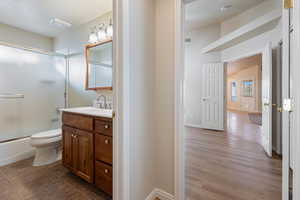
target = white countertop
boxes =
[60,107,113,118]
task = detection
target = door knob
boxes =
[105,139,109,144]
[104,125,109,129]
[104,169,109,174]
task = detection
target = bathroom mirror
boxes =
[85,39,113,90]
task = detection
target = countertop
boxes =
[60,107,113,118]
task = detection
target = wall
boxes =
[127,0,157,199]
[227,65,262,113]
[54,12,112,54]
[54,12,113,107]
[184,24,221,126]
[0,23,53,51]
[154,0,175,195]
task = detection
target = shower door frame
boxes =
[0,41,67,143]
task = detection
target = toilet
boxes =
[30,129,62,166]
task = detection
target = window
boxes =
[231,81,238,102]
[242,80,254,97]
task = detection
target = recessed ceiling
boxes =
[185,0,266,30]
[0,0,112,38]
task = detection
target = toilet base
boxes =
[33,145,61,166]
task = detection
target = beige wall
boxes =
[154,0,175,195]
[0,23,53,51]
[54,12,113,107]
[227,63,262,113]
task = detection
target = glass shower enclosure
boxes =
[0,44,66,142]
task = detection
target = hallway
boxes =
[185,111,282,200]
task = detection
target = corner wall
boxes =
[128,0,157,199]
[154,0,175,195]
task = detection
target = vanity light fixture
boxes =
[88,19,113,44]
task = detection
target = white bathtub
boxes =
[0,137,35,166]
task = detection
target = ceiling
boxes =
[227,54,262,76]
[0,0,112,38]
[185,0,266,30]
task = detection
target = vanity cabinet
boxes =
[62,112,113,196]
[62,125,94,183]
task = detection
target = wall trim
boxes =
[145,189,175,200]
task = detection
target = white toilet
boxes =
[30,129,62,166]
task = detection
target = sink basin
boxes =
[60,107,113,118]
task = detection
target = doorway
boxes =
[181,1,285,199]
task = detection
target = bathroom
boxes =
[0,0,114,199]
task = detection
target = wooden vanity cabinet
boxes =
[62,125,94,183]
[62,112,113,196]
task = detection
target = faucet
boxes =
[96,95,107,109]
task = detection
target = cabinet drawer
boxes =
[95,161,112,195]
[95,120,112,136]
[62,112,93,131]
[95,134,112,164]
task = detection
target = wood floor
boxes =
[186,111,282,200]
[0,158,111,200]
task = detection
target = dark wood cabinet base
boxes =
[62,112,113,196]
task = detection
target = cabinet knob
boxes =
[104,125,109,129]
[104,169,109,174]
[105,139,109,144]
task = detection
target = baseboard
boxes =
[145,188,175,200]
[0,137,35,166]
[184,123,202,129]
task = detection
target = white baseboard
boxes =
[145,188,174,200]
[0,137,35,166]
[184,123,202,129]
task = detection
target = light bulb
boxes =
[97,28,107,41]
[106,25,113,38]
[89,32,98,43]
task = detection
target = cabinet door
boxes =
[62,126,75,171]
[74,130,94,183]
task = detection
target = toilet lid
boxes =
[31,129,62,139]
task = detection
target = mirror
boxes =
[85,39,113,90]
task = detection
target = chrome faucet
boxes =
[96,95,107,109]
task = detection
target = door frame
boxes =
[174,1,294,200]
[113,0,131,199]
[292,0,300,199]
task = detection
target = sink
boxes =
[60,107,113,118]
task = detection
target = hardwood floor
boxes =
[0,158,111,200]
[186,111,282,200]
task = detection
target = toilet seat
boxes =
[31,129,61,139]
[31,129,62,147]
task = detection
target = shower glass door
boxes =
[0,45,66,142]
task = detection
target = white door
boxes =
[201,63,225,131]
[262,42,273,157]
